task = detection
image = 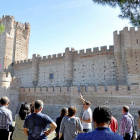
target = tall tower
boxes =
[65,48,74,86]
[114,27,140,85]
[0,15,30,76]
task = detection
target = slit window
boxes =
[49,74,54,79]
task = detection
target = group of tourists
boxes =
[0,94,140,140]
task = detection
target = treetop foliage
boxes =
[93,0,140,26]
[0,23,5,35]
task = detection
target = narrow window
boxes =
[49,74,54,79]
[136,39,138,44]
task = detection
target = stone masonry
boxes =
[0,15,140,132]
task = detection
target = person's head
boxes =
[137,110,140,129]
[19,103,30,120]
[60,107,68,117]
[30,102,34,114]
[93,106,111,128]
[34,100,43,113]
[68,106,77,117]
[0,96,10,106]
[83,101,91,110]
[122,105,129,114]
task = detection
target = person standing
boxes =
[23,100,57,140]
[79,93,92,132]
[137,110,140,140]
[75,106,123,140]
[109,115,118,132]
[119,105,134,140]
[0,96,13,140]
[53,107,68,140]
[59,106,83,140]
[12,103,30,140]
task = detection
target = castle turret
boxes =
[114,27,140,85]
[32,54,40,86]
[65,48,74,86]
[0,15,30,77]
[0,72,11,89]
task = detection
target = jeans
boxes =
[123,133,133,140]
[83,129,92,133]
[0,129,9,140]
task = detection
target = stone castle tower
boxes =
[114,27,140,85]
[0,15,30,77]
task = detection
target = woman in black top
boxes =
[53,107,68,140]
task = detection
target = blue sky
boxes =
[0,0,131,58]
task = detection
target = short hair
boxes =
[68,106,77,117]
[19,103,30,120]
[1,96,10,105]
[93,106,111,124]
[60,107,68,117]
[123,105,129,112]
[138,110,140,116]
[85,101,91,106]
[34,100,43,110]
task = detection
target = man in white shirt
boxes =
[79,93,92,132]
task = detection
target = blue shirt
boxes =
[75,127,123,140]
[0,105,13,130]
[23,113,53,140]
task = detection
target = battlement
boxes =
[0,15,14,21]
[15,21,30,31]
[74,46,114,57]
[113,27,140,36]
[20,83,140,96]
[14,59,32,65]
[39,53,65,62]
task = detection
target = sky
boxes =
[0,0,132,58]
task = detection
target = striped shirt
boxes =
[0,105,12,130]
[119,112,134,137]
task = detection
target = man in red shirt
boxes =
[109,116,118,132]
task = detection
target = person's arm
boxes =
[7,110,13,125]
[59,117,65,139]
[44,122,57,136]
[59,133,63,139]
[80,118,91,123]
[79,93,85,104]
[23,128,28,136]
[77,118,83,131]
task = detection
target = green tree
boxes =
[92,0,140,26]
[0,23,5,35]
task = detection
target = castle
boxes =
[0,15,140,130]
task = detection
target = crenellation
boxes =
[48,55,52,59]
[79,49,85,55]
[109,45,114,51]
[130,27,135,32]
[58,53,62,58]
[86,48,92,54]
[93,47,99,53]
[74,50,78,56]
[52,54,56,59]
[101,46,107,52]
